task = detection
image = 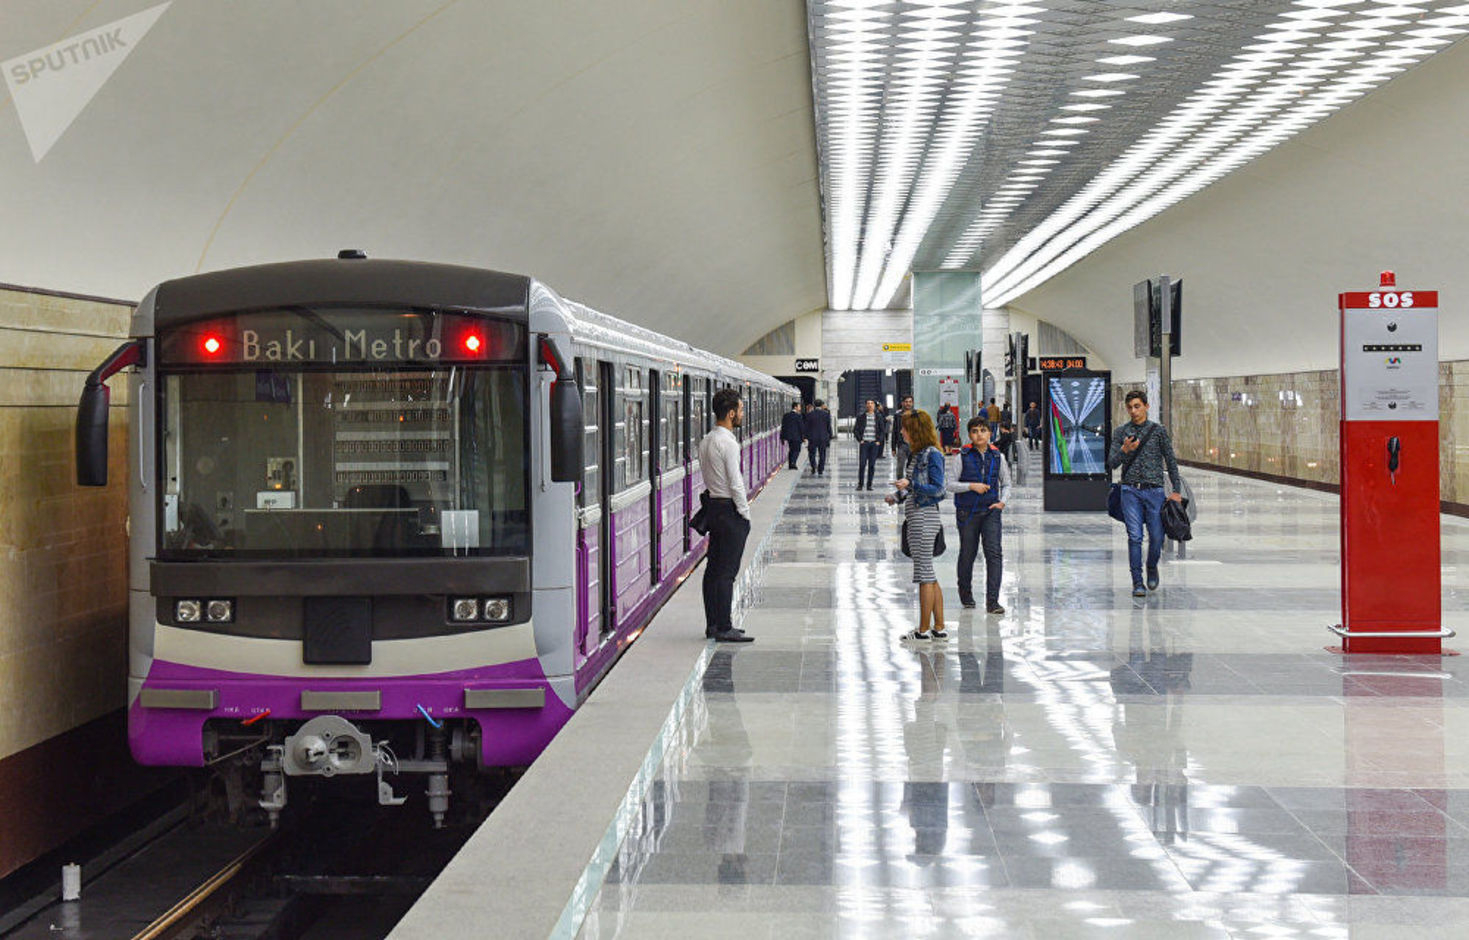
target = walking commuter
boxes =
[891,395,915,479]
[853,399,887,491]
[986,398,1001,435]
[886,411,948,641]
[804,399,833,475]
[936,404,960,451]
[698,388,755,642]
[1024,402,1043,451]
[994,420,1017,467]
[1108,390,1184,598]
[948,417,1010,613]
[780,402,805,470]
[1000,401,1013,426]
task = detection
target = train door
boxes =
[597,360,616,635]
[648,368,662,585]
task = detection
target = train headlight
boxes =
[451,598,480,622]
[483,597,511,622]
[175,599,203,623]
[206,599,234,623]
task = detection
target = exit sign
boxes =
[1039,356,1088,371]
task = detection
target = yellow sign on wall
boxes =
[881,342,912,352]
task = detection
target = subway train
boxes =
[76,254,797,825]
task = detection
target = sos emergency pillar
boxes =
[1333,272,1453,653]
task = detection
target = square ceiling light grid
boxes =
[809,0,1469,311]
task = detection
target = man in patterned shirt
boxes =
[1107,390,1184,597]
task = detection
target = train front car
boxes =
[76,258,584,826]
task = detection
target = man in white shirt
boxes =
[697,387,754,643]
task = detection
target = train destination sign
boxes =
[160,308,527,366]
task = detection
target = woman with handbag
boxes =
[886,410,948,641]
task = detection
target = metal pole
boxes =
[1158,275,1179,557]
[1158,275,1173,430]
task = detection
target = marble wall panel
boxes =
[1113,363,1469,498]
[0,287,131,761]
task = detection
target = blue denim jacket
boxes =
[905,447,946,508]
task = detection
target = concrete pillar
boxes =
[982,307,1010,417]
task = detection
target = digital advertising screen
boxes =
[1046,374,1110,476]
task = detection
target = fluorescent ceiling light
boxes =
[1062,103,1112,111]
[1042,128,1090,135]
[1097,55,1156,65]
[1109,35,1173,47]
[1127,12,1193,24]
[1084,72,1140,82]
[1072,89,1127,97]
[1050,115,1101,123]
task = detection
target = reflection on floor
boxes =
[580,443,1469,938]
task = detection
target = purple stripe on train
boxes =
[133,657,573,767]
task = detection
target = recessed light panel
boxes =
[808,0,1469,302]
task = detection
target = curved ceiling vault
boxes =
[0,0,826,356]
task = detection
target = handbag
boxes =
[689,490,711,535]
[1108,424,1156,522]
[900,519,946,558]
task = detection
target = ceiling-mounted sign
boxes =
[795,358,820,373]
[881,342,912,368]
[1039,356,1088,371]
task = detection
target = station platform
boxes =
[395,442,1469,939]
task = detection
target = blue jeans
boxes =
[1120,485,1165,586]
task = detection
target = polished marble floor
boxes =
[579,443,1469,938]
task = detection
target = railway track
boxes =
[5,771,517,940]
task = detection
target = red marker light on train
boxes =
[464,334,483,354]
[202,335,222,355]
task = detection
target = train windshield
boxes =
[157,307,530,558]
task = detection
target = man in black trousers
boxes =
[804,399,833,475]
[697,388,755,642]
[780,401,805,470]
[852,398,887,491]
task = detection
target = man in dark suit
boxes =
[780,402,805,469]
[804,399,833,475]
[852,399,887,491]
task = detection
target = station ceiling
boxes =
[0,1,825,355]
[3,1,1466,360]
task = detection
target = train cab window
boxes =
[576,358,600,507]
[617,367,647,488]
[158,310,530,559]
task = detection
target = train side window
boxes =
[576,358,600,507]
[622,366,646,486]
[661,372,680,468]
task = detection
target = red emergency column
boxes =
[1336,272,1446,653]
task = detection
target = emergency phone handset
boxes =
[1387,436,1401,484]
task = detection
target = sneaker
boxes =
[986,604,1005,615]
[1132,585,1147,598]
[960,598,977,609]
[1147,568,1160,591]
[712,628,754,643]
[900,628,930,642]
[929,626,949,639]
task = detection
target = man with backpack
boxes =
[1108,390,1184,597]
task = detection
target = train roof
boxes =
[150,258,531,328]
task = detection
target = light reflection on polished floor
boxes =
[580,443,1469,938]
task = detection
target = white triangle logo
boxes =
[3,2,171,163]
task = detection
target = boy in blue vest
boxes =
[947,416,1011,613]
